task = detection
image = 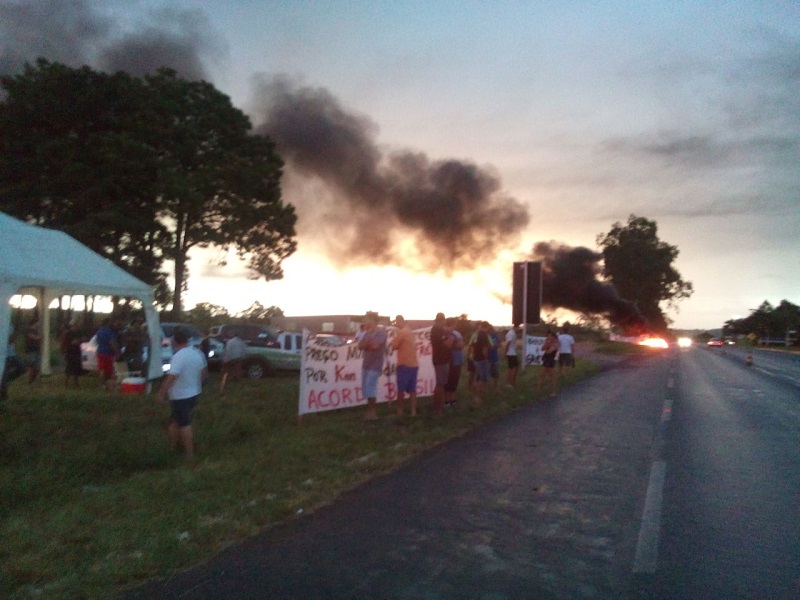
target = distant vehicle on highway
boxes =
[706,338,724,347]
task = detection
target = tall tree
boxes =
[0,60,171,302]
[0,61,297,315]
[597,214,693,331]
[144,69,296,315]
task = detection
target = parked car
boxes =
[161,322,204,349]
[161,322,222,369]
[81,325,173,375]
[205,336,225,370]
[240,332,303,378]
[309,333,349,347]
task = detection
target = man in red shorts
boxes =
[95,318,119,391]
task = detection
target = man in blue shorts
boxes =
[157,327,207,460]
[390,315,418,416]
[358,312,387,421]
[469,321,491,405]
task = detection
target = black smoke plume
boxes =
[0,0,217,79]
[532,241,648,333]
[252,76,531,272]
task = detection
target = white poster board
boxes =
[524,335,546,366]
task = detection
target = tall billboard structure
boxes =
[512,261,542,325]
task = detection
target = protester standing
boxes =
[470,321,491,406]
[390,315,418,416]
[358,312,387,421]
[558,322,576,374]
[60,319,83,388]
[537,330,559,397]
[156,327,207,460]
[444,317,464,407]
[430,312,453,415]
[488,323,501,392]
[219,331,247,394]
[1,323,25,403]
[505,325,520,387]
[95,318,119,391]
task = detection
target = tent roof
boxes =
[0,212,152,298]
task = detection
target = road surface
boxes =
[128,345,800,599]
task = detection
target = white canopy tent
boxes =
[0,212,163,383]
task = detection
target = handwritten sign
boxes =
[524,335,546,366]
[299,327,435,415]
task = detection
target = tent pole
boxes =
[39,287,54,376]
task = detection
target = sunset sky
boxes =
[2,1,798,329]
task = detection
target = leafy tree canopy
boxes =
[237,301,284,323]
[724,299,800,341]
[597,214,693,332]
[0,60,297,314]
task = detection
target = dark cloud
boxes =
[602,130,799,170]
[531,241,647,333]
[0,0,220,79]
[252,76,531,272]
[97,8,220,80]
[0,0,110,74]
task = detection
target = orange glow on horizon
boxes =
[638,337,669,349]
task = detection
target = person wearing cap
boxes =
[358,312,387,421]
[390,315,418,416]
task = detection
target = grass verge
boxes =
[1,358,604,599]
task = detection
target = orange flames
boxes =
[638,337,669,349]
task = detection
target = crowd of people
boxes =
[357,311,576,421]
[2,310,578,460]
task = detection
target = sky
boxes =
[1,0,798,330]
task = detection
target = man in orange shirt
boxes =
[390,315,419,416]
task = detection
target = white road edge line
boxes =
[633,460,666,574]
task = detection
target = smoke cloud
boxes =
[252,76,531,272]
[96,8,219,80]
[531,241,647,332]
[0,0,218,79]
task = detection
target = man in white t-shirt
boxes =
[557,322,576,374]
[504,325,520,387]
[157,327,207,460]
[220,332,247,394]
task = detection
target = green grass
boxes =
[1,359,604,599]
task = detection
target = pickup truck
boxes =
[241,331,303,378]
